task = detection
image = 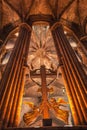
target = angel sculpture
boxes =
[23,102,40,125]
[23,66,69,126]
[49,98,69,124]
[23,98,69,125]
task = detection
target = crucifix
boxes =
[23,65,69,126]
[40,65,52,126]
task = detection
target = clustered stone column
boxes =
[51,22,87,125]
[0,23,31,128]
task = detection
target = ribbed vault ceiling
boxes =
[0,0,87,31]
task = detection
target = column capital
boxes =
[20,23,32,32]
[50,22,62,31]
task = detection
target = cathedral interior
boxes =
[0,0,87,130]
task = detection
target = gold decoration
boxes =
[23,97,69,125]
[23,106,40,125]
[47,87,54,94]
[50,98,69,124]
[23,66,69,126]
[23,101,34,109]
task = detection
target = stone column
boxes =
[51,22,87,125]
[0,23,31,128]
